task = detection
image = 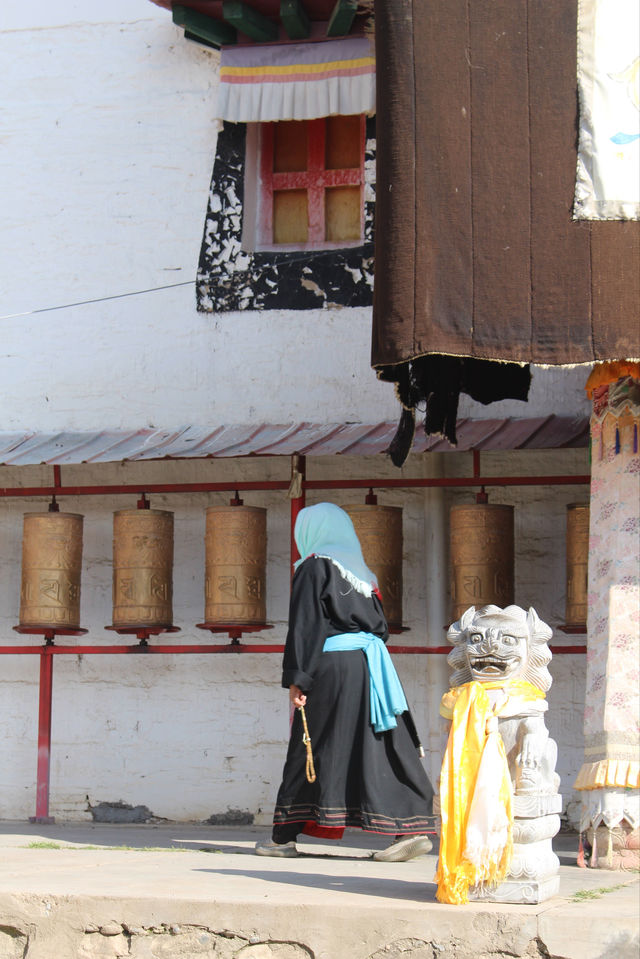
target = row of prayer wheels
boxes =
[19,506,268,630]
[17,501,589,631]
[449,502,589,625]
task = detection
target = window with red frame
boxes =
[256,114,365,251]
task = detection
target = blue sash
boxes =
[322,631,408,733]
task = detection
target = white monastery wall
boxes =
[0,0,589,433]
[1,0,217,319]
[0,0,395,431]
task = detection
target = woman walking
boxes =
[255,502,434,861]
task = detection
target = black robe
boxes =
[272,556,434,837]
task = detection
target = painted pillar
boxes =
[423,472,450,793]
[575,365,640,869]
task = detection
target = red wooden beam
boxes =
[0,644,585,655]
[289,453,306,577]
[304,475,591,489]
[0,474,590,499]
[30,648,55,824]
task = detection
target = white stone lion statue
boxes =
[446,604,558,796]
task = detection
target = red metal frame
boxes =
[289,453,306,573]
[0,452,591,821]
[33,648,54,823]
[0,474,591,499]
[12,628,88,823]
[1,643,586,656]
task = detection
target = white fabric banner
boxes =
[575,0,640,220]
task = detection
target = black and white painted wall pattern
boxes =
[197,118,376,312]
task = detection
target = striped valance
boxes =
[218,37,375,123]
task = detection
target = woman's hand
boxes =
[289,685,307,708]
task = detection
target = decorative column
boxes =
[575,364,640,869]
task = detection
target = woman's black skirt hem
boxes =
[273,801,433,835]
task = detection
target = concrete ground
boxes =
[0,822,637,959]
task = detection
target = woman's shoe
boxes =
[254,840,298,857]
[372,835,433,862]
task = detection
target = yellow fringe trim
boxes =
[574,759,640,791]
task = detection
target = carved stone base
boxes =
[469,874,560,904]
[508,838,559,881]
[513,793,562,818]
[470,795,562,902]
[582,824,640,871]
[512,813,560,843]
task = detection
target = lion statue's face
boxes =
[446,604,553,691]
[463,620,529,682]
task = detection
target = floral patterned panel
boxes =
[576,376,640,831]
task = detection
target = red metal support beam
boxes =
[303,475,590,490]
[0,475,590,499]
[31,647,55,824]
[0,644,585,656]
[0,480,291,498]
[0,458,590,501]
[289,454,306,577]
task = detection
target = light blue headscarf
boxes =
[294,502,378,596]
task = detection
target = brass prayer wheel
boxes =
[204,505,267,624]
[565,503,589,627]
[112,509,174,627]
[20,512,84,628]
[345,505,403,628]
[450,504,514,621]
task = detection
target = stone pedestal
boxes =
[470,875,560,904]
[469,766,563,903]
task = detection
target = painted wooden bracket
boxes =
[184,30,221,51]
[173,4,237,47]
[223,1,279,42]
[280,0,311,40]
[327,0,357,37]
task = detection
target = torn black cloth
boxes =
[381,355,531,466]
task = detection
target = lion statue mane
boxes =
[446,604,553,692]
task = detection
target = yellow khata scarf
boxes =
[435,679,546,905]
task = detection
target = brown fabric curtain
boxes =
[372,0,640,372]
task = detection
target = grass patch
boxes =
[26,841,62,849]
[571,882,632,902]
